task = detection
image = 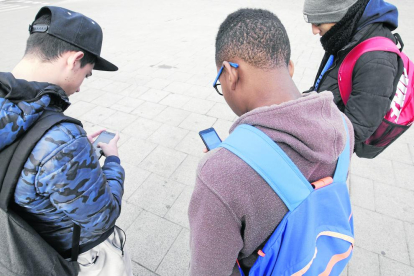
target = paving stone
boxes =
[181,98,215,114]
[170,155,200,186]
[126,211,182,271]
[86,77,114,90]
[175,131,205,157]
[147,124,189,149]
[349,175,375,211]
[100,81,132,93]
[404,222,414,266]
[64,101,96,118]
[398,126,414,144]
[122,117,162,140]
[131,101,167,119]
[374,183,414,224]
[205,90,228,103]
[133,74,153,86]
[350,157,396,184]
[118,85,150,98]
[150,68,177,79]
[139,88,170,103]
[339,265,348,276]
[159,93,192,108]
[166,71,193,83]
[390,161,414,192]
[185,85,213,100]
[179,113,217,132]
[71,88,103,103]
[379,256,414,276]
[156,229,190,276]
[145,78,171,90]
[140,146,187,178]
[352,206,410,265]
[80,106,117,125]
[213,119,234,140]
[185,73,211,87]
[163,81,193,94]
[118,138,157,167]
[207,102,237,121]
[129,173,185,217]
[132,261,158,276]
[93,92,124,107]
[154,107,191,127]
[165,186,194,229]
[347,246,380,276]
[122,162,152,200]
[100,111,138,131]
[111,97,145,113]
[380,142,413,165]
[116,200,143,231]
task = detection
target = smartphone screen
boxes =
[92,131,115,158]
[199,128,222,151]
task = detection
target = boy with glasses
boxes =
[188,8,354,275]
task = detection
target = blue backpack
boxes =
[220,118,354,275]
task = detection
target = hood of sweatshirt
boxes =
[357,0,398,31]
[229,91,350,165]
[0,72,70,110]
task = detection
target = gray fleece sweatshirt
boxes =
[188,91,354,276]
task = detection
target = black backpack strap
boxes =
[0,110,82,261]
[71,223,81,261]
[394,33,404,51]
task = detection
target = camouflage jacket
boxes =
[0,73,124,253]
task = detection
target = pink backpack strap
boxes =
[338,37,402,105]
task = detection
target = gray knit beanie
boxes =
[303,0,359,24]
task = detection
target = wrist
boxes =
[105,155,120,165]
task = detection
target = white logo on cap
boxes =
[68,12,72,15]
[91,21,95,25]
[303,14,309,23]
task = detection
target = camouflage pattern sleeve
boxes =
[0,95,50,150]
[14,122,124,248]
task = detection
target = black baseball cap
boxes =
[29,6,118,71]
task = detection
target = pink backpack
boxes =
[338,35,414,158]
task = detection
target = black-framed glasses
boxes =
[212,62,239,96]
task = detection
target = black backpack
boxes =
[0,111,82,276]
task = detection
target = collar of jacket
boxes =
[339,23,384,55]
[0,72,71,111]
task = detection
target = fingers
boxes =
[203,147,208,153]
[87,129,106,144]
[97,133,120,158]
[90,129,106,139]
[110,132,120,144]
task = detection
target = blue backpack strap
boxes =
[220,124,313,211]
[333,115,351,183]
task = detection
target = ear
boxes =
[223,61,239,91]
[67,51,85,70]
[288,60,295,77]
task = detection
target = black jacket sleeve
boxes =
[344,50,400,143]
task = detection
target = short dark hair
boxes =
[215,8,291,69]
[25,13,96,67]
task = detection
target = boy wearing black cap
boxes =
[303,0,402,157]
[0,6,130,275]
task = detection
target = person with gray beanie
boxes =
[303,0,403,158]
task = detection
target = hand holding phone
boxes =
[92,131,117,158]
[199,128,222,151]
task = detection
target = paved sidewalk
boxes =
[1,0,413,275]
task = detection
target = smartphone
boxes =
[92,131,115,158]
[199,128,222,151]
